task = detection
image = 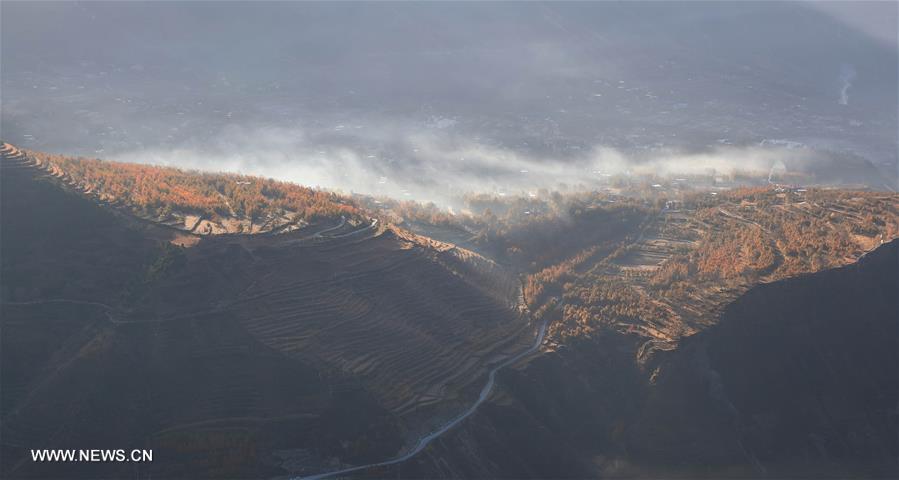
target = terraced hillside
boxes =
[525,187,899,363]
[188,227,531,419]
[4,140,898,478]
[388,184,898,365]
[11,144,364,235]
[0,144,536,478]
[395,239,899,480]
[354,189,899,479]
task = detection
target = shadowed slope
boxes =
[0,144,533,478]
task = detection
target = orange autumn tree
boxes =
[28,151,364,223]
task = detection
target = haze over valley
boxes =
[3,2,897,201]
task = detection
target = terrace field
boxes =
[1,142,897,478]
[381,178,898,362]
[527,188,898,361]
[17,145,365,235]
[0,144,535,478]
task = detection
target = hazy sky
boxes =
[808,1,897,47]
[2,1,896,197]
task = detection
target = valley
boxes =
[3,3,898,478]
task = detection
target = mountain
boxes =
[0,145,530,478]
[399,239,898,479]
[1,144,897,478]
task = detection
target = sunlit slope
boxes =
[523,187,899,361]
[11,144,365,235]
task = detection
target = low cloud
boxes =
[113,122,815,207]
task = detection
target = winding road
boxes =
[295,318,548,480]
[313,216,347,238]
[1,298,114,310]
[328,218,378,239]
